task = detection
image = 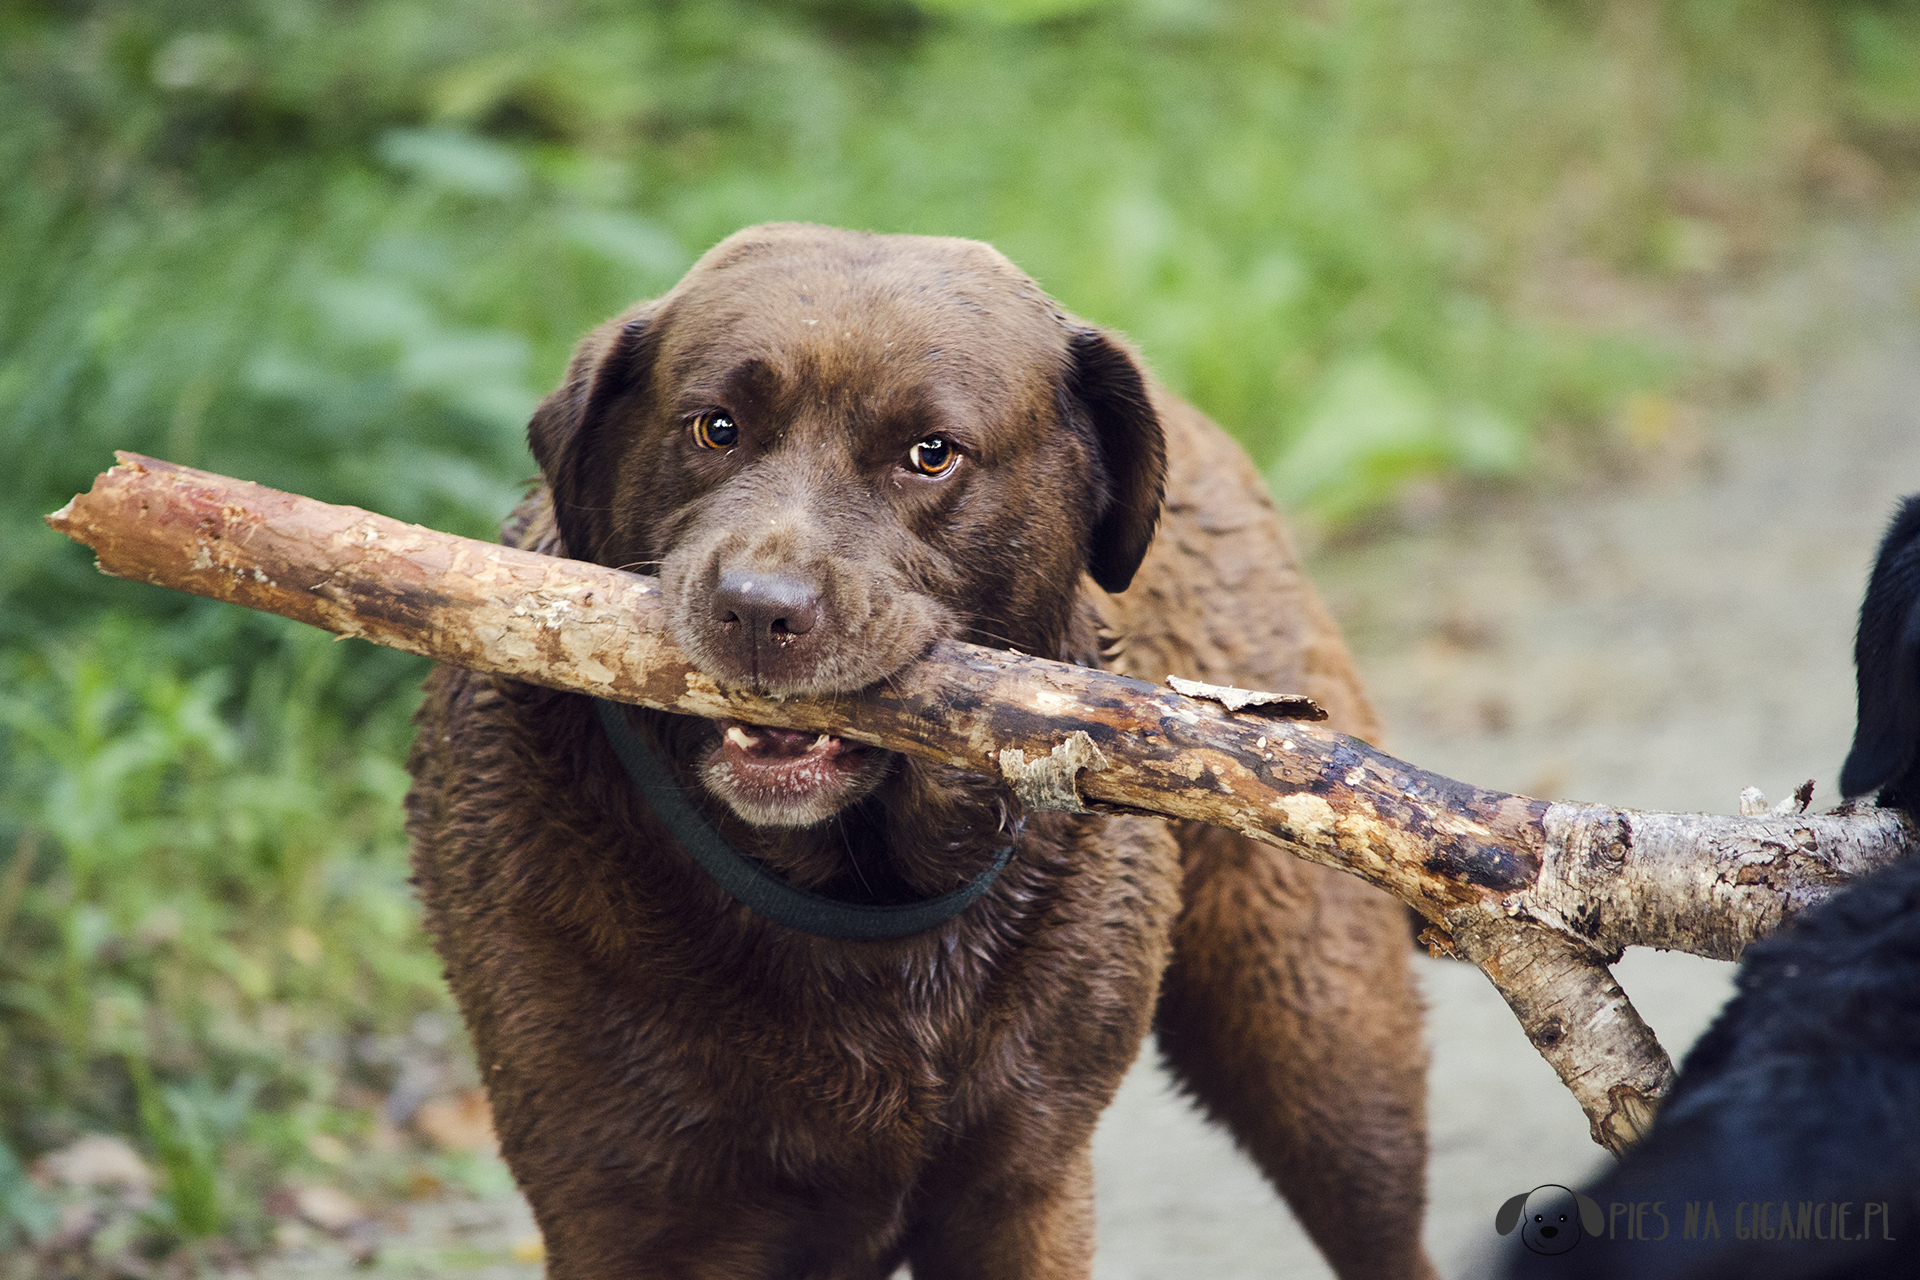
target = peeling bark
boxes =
[47,454,1920,1154]
[998,732,1111,813]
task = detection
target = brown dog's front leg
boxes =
[524,1190,771,1280]
[525,1184,911,1280]
[903,1152,1099,1280]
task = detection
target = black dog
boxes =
[1499,494,1920,1280]
[1843,494,1920,818]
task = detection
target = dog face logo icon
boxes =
[1497,1184,1604,1255]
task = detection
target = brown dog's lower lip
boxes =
[699,717,883,827]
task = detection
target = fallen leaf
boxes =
[306,1131,350,1165]
[404,1165,444,1200]
[285,925,323,965]
[412,1088,497,1154]
[33,1134,152,1199]
[293,1184,366,1234]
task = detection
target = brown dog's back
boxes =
[1111,395,1433,1279]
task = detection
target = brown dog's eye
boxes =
[691,412,738,450]
[906,437,957,477]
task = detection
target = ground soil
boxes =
[255,207,1920,1279]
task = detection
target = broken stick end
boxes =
[47,452,160,540]
[1596,1084,1663,1156]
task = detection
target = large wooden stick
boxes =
[47,454,1916,1153]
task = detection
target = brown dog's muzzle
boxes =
[679,560,901,828]
[655,461,958,825]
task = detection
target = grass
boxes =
[0,610,438,1254]
[3,0,1919,1265]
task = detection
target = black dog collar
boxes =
[594,699,1012,941]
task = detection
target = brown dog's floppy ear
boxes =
[528,306,660,563]
[1063,328,1166,594]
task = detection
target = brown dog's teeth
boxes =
[725,725,759,750]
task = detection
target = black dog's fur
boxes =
[1501,493,1920,1280]
[1843,494,1920,817]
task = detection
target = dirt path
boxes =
[257,210,1920,1279]
[1095,208,1920,1278]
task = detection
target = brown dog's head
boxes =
[529,223,1164,828]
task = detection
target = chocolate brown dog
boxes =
[406,224,1435,1279]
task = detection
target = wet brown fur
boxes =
[406,224,1435,1279]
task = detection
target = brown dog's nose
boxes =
[712,572,821,641]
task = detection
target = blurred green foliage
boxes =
[0,614,432,1250]
[3,0,1919,1262]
